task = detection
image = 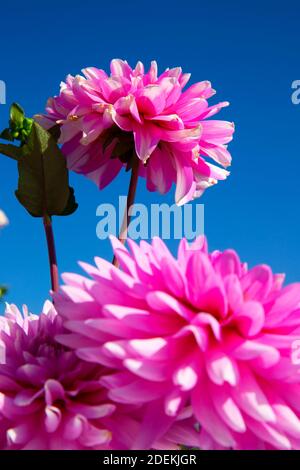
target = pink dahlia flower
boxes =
[0,301,138,449]
[56,237,300,450]
[37,59,234,205]
[0,300,199,450]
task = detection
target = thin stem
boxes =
[43,215,59,292]
[113,158,140,267]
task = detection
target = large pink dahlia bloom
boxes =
[56,237,300,450]
[37,59,234,205]
[0,300,199,450]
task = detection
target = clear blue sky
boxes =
[0,0,300,312]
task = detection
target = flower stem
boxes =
[43,215,59,292]
[113,158,140,267]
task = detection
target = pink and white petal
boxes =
[110,59,132,78]
[80,114,104,145]
[179,81,215,104]
[198,101,230,119]
[205,349,239,386]
[211,383,246,433]
[201,143,232,167]
[234,301,265,337]
[136,85,166,115]
[201,120,235,145]
[146,146,175,194]
[231,366,276,423]
[174,155,196,206]
[191,381,236,447]
[133,124,160,162]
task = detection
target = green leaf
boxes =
[0,142,22,160]
[59,187,78,216]
[15,121,78,217]
[10,103,25,128]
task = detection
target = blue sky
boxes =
[0,0,300,312]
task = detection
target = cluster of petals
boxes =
[56,236,300,450]
[37,59,234,205]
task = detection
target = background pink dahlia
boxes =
[0,300,199,450]
[37,59,234,205]
[0,301,144,449]
[56,236,300,450]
